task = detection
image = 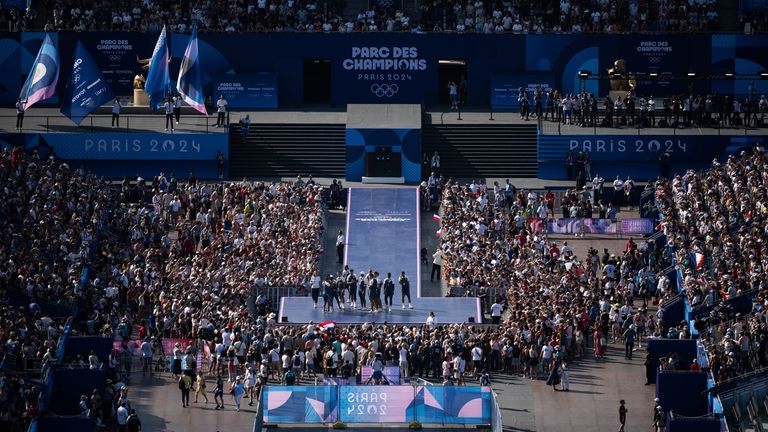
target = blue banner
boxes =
[144,26,171,110]
[261,385,490,425]
[263,386,338,423]
[60,41,114,125]
[42,133,227,160]
[213,73,277,109]
[416,386,491,424]
[538,134,768,180]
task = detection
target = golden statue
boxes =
[137,55,151,71]
[133,74,146,89]
[136,54,171,71]
[607,59,636,93]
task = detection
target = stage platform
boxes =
[279,187,480,325]
[1,107,766,136]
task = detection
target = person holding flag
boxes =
[165,96,175,132]
[145,26,171,111]
[15,98,26,130]
[19,34,59,126]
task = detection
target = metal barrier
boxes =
[491,390,503,432]
[537,115,759,136]
[2,114,225,133]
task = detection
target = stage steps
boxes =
[421,124,538,178]
[229,123,346,178]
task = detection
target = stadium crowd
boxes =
[0,140,668,429]
[649,147,768,383]
[0,146,114,431]
[0,145,326,428]
[7,137,768,429]
[6,0,741,33]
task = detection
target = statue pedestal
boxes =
[133,89,149,106]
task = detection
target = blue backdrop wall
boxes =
[539,135,768,180]
[0,33,765,107]
[0,132,228,179]
[346,128,421,182]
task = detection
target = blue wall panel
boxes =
[656,371,709,417]
[0,133,228,179]
[345,128,421,182]
[538,135,768,181]
[646,339,698,384]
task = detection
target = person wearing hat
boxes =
[653,403,666,432]
[244,366,257,404]
[230,376,245,411]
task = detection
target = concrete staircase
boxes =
[421,124,538,178]
[229,124,346,178]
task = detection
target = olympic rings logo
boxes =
[370,83,399,98]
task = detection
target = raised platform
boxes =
[279,187,480,324]
[361,176,405,184]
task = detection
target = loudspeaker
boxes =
[468,317,475,323]
[281,317,288,323]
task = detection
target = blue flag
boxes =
[60,41,114,125]
[177,29,207,115]
[144,26,171,111]
[20,34,60,110]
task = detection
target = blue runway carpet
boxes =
[279,187,480,324]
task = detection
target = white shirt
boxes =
[217,98,228,113]
[432,250,443,266]
[117,406,129,425]
[342,350,355,366]
[490,303,502,317]
[471,346,483,361]
[541,345,553,359]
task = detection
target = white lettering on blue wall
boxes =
[569,138,686,153]
[84,139,201,153]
